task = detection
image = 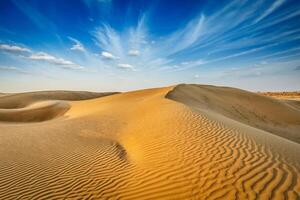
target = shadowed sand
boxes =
[166,84,300,144]
[0,85,299,199]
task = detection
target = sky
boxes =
[0,0,300,92]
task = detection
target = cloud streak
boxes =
[69,37,86,52]
[254,0,286,23]
[0,43,84,70]
[27,52,84,70]
[90,0,299,75]
[0,44,31,53]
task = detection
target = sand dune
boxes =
[0,101,70,122]
[0,90,116,109]
[0,91,116,123]
[0,85,299,199]
[166,84,300,144]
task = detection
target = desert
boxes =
[0,84,299,199]
[1,0,300,199]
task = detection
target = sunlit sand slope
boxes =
[0,85,299,199]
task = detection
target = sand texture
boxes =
[0,85,299,199]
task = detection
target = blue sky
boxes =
[0,0,300,92]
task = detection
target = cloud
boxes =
[0,44,31,54]
[128,50,140,56]
[28,52,84,70]
[1,42,85,71]
[69,37,86,52]
[162,14,206,55]
[194,74,200,78]
[101,51,118,59]
[95,25,123,57]
[254,0,286,23]
[117,63,134,70]
[28,52,74,65]
[88,0,300,76]
[295,66,300,71]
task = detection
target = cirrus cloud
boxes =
[0,44,31,54]
[29,52,74,65]
[28,52,84,70]
[69,37,86,52]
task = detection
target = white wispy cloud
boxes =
[5,0,297,78]
[29,52,74,65]
[101,51,118,59]
[69,37,86,52]
[28,52,84,70]
[0,44,31,53]
[0,42,85,70]
[254,0,286,23]
[166,14,206,53]
[95,25,124,58]
[92,0,299,74]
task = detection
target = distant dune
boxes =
[0,90,117,109]
[259,91,300,101]
[0,85,299,199]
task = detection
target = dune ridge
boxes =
[0,85,299,199]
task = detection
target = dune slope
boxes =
[0,85,299,199]
[166,84,300,144]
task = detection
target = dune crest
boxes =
[0,85,299,199]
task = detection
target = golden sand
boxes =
[0,85,299,199]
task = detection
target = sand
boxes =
[0,85,299,199]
